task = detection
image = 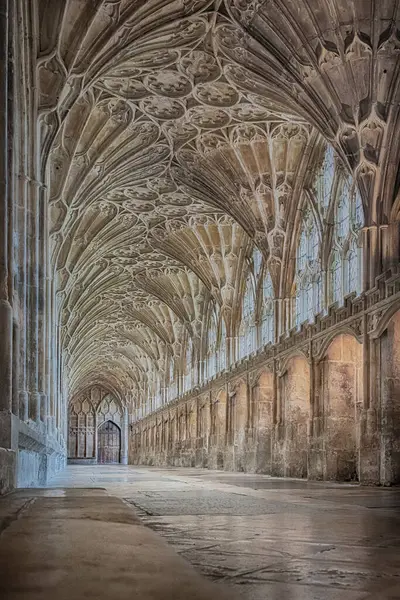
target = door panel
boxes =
[98,420,121,464]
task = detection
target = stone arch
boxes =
[371,300,400,339]
[379,309,400,484]
[279,355,310,478]
[320,333,362,481]
[315,325,363,360]
[97,393,123,428]
[278,348,310,377]
[97,420,121,464]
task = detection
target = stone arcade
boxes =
[1,0,400,495]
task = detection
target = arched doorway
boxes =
[97,421,121,464]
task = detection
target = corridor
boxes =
[1,467,400,600]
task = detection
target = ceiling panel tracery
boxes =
[39,0,399,407]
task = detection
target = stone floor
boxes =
[1,466,400,599]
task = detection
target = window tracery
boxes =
[316,143,335,214]
[293,143,364,326]
[238,274,256,359]
[328,181,364,304]
[183,337,193,393]
[206,317,218,380]
[168,356,177,402]
[219,319,227,372]
[260,270,274,345]
[295,208,322,325]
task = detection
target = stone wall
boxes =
[67,387,129,465]
[130,287,400,485]
[0,0,68,494]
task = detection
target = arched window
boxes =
[337,179,351,240]
[168,356,176,402]
[206,317,217,380]
[261,271,274,345]
[295,208,322,325]
[328,180,364,304]
[183,338,193,392]
[239,275,255,359]
[316,144,335,214]
[218,319,227,371]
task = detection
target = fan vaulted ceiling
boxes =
[39,0,400,404]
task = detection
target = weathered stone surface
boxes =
[47,465,400,600]
[0,485,235,600]
[1,0,400,491]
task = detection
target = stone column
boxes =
[121,407,129,465]
[94,410,98,462]
[0,0,12,415]
[38,182,49,424]
[0,0,18,495]
[359,321,380,484]
[11,319,19,415]
[27,177,40,422]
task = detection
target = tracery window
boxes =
[168,356,177,401]
[238,274,256,359]
[260,271,274,345]
[183,337,193,393]
[219,319,227,372]
[206,317,217,380]
[328,181,364,304]
[295,208,322,325]
[316,144,335,214]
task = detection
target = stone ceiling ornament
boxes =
[37,0,400,408]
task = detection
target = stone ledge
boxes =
[18,420,65,457]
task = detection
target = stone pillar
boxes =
[0,301,13,413]
[94,410,98,462]
[11,319,19,415]
[0,0,12,415]
[28,178,40,421]
[19,390,28,421]
[0,0,17,495]
[121,407,129,465]
[359,328,380,484]
[38,183,48,422]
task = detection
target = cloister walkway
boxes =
[1,466,400,600]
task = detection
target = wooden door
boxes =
[97,420,121,464]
